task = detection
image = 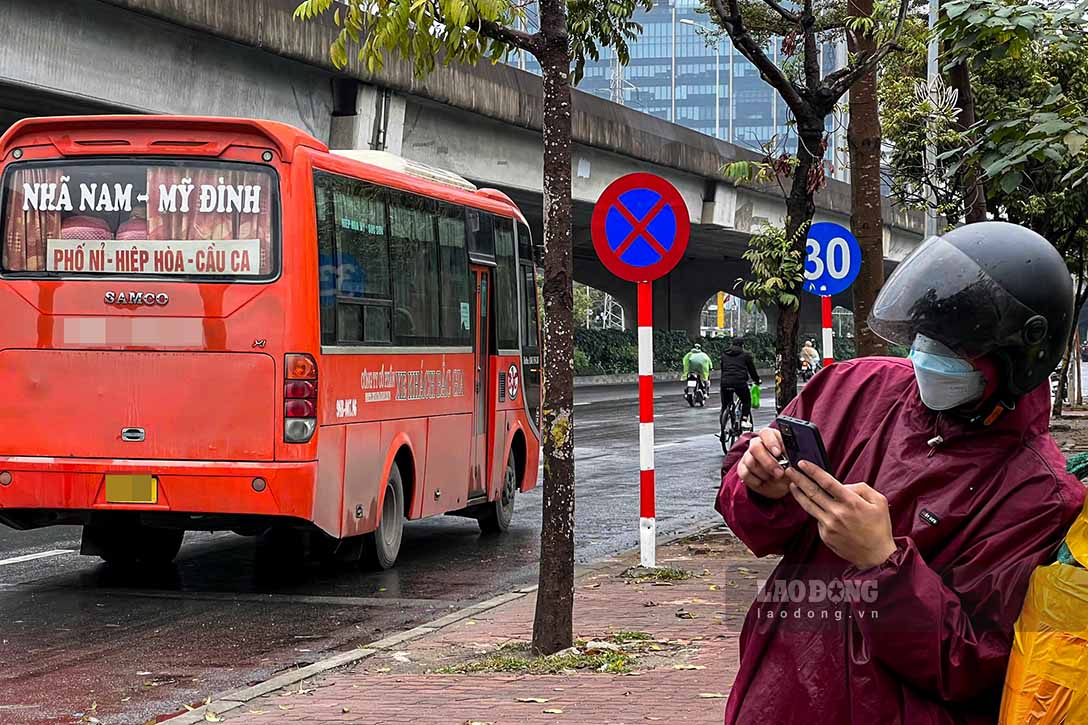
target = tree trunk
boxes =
[947,61,988,222]
[777,124,823,411]
[531,20,576,655]
[846,0,887,358]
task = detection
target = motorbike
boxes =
[684,373,708,407]
[799,358,816,383]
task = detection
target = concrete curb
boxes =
[161,518,726,723]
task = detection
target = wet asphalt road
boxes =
[0,382,775,725]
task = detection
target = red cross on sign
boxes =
[590,173,690,283]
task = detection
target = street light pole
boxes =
[715,41,721,138]
[671,1,677,123]
[728,39,735,143]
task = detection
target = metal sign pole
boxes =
[591,172,690,571]
[638,280,656,568]
[821,295,834,366]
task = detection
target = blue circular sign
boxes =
[591,173,690,283]
[804,222,862,297]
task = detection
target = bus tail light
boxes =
[284,353,317,443]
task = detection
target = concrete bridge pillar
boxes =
[328,80,406,153]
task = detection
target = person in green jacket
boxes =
[682,344,713,397]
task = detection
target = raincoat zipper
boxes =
[927,413,944,457]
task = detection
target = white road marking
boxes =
[0,549,75,567]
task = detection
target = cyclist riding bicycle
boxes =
[720,337,761,430]
[682,344,713,396]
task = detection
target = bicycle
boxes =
[718,390,747,454]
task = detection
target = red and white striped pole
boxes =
[637,281,656,568]
[821,295,834,367]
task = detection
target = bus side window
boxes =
[389,191,440,346]
[493,217,519,351]
[467,209,495,260]
[315,176,337,345]
[516,222,541,423]
[437,205,472,346]
[313,171,393,345]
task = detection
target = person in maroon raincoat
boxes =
[717,222,1086,724]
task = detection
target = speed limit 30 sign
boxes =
[804,222,862,297]
[802,222,862,367]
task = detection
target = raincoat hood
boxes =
[717,357,1083,724]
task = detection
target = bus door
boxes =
[470,266,493,499]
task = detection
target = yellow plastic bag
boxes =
[999,562,1088,724]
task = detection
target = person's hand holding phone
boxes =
[786,460,896,570]
[738,428,792,500]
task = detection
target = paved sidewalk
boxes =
[212,528,777,725]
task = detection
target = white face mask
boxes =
[909,335,987,411]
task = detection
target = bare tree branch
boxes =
[712,0,808,114]
[758,0,800,23]
[476,17,539,52]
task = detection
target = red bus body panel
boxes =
[0,116,539,541]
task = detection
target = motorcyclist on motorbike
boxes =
[682,344,713,397]
[801,340,820,368]
[720,337,761,429]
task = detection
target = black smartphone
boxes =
[776,415,830,471]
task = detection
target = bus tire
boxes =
[479,455,517,535]
[362,464,405,570]
[82,523,184,567]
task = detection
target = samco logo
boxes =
[104,291,170,306]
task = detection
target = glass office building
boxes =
[511,0,849,179]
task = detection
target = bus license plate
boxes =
[105,475,158,504]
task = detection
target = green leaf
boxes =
[1000,171,1023,194]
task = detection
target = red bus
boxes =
[0,116,541,569]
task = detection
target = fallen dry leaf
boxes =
[543,708,564,714]
[342,707,351,713]
[204,712,223,723]
[699,693,728,699]
[675,609,697,619]
[708,585,720,591]
[278,705,292,711]
[465,721,495,725]
[673,664,706,670]
[515,697,550,703]
[643,601,659,607]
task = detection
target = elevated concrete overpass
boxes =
[1,0,925,332]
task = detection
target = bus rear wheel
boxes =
[479,455,517,535]
[81,523,184,567]
[362,465,405,570]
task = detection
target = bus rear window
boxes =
[1,160,278,280]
